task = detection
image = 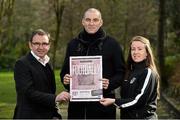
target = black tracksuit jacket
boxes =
[114,61,158,119]
[60,28,125,119]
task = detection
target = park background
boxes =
[0,0,179,119]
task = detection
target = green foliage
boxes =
[165,55,180,100]
[164,54,180,82]
[0,0,161,70]
[0,55,16,71]
[166,32,180,55]
[0,41,28,71]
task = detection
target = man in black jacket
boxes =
[13,29,70,119]
[60,8,125,119]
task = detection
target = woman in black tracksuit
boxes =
[100,36,160,119]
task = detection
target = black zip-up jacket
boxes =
[114,61,158,119]
[60,28,125,119]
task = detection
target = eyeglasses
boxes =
[31,42,50,47]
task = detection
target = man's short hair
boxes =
[29,29,50,42]
[83,8,102,19]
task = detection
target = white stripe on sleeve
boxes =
[121,68,152,108]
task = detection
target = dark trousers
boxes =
[68,101,116,119]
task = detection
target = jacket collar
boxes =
[77,27,106,45]
[30,51,50,66]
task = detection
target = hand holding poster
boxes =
[70,56,103,101]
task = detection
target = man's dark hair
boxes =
[29,29,50,42]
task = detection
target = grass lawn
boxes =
[0,70,65,119]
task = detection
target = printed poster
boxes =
[70,56,103,101]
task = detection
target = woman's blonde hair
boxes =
[127,36,160,97]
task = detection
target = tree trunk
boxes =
[158,0,167,88]
[51,0,65,69]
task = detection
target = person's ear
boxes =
[29,41,32,49]
[100,19,103,26]
[82,19,85,26]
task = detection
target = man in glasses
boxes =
[13,29,70,119]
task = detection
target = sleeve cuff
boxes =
[113,99,120,109]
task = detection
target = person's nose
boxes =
[133,49,138,54]
[89,20,94,25]
[38,44,44,49]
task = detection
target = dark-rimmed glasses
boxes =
[31,42,50,47]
